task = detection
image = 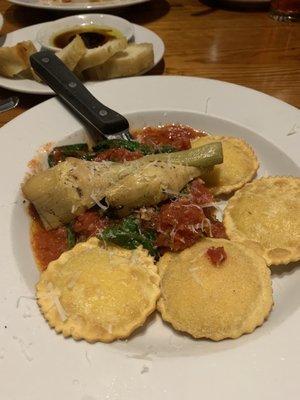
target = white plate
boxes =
[9,0,150,11]
[1,76,300,400]
[0,13,3,31]
[0,20,164,95]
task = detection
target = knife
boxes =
[30,50,132,141]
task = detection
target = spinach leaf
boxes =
[93,139,176,156]
[93,139,149,154]
[48,143,89,167]
[101,216,157,256]
[66,225,76,249]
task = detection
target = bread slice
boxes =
[56,34,87,72]
[83,43,154,81]
[0,41,37,78]
[74,37,127,74]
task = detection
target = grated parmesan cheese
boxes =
[201,218,212,237]
[191,271,202,286]
[90,191,107,211]
[46,282,68,322]
[107,324,113,334]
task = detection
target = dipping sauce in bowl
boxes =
[52,26,124,49]
[36,14,134,52]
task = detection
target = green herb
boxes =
[48,143,89,167]
[66,225,76,249]
[93,139,148,154]
[101,216,157,256]
[81,152,96,161]
[55,143,89,154]
[155,145,176,154]
[93,139,176,156]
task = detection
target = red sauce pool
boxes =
[30,206,108,270]
[31,221,68,271]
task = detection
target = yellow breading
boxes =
[36,238,160,343]
[224,176,300,266]
[191,135,259,195]
[157,238,273,341]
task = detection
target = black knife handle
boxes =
[30,50,129,137]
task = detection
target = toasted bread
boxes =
[56,34,87,72]
[74,37,127,74]
[0,41,37,78]
[83,43,154,81]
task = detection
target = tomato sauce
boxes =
[30,203,109,269]
[188,179,214,205]
[135,124,206,151]
[49,148,65,165]
[73,210,109,240]
[155,178,226,252]
[206,246,227,266]
[156,198,206,252]
[31,221,68,271]
[209,220,227,239]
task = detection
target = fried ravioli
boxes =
[157,238,273,340]
[36,238,160,343]
[224,176,300,266]
[191,135,259,195]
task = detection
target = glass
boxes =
[270,0,300,22]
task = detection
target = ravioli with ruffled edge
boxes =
[157,238,273,340]
[191,135,259,195]
[223,176,300,266]
[36,237,160,343]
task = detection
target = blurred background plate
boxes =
[8,0,150,11]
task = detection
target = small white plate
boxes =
[0,20,164,95]
[37,14,134,52]
[9,0,150,11]
[0,76,299,400]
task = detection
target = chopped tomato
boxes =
[135,124,206,150]
[156,198,206,252]
[138,207,159,231]
[49,148,64,165]
[188,178,214,205]
[31,222,68,270]
[155,177,227,251]
[206,246,227,266]
[210,220,227,238]
[188,179,227,238]
[73,210,109,239]
[94,148,143,162]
